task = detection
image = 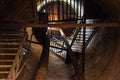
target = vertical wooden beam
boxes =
[82,26,86,74]
[65,50,72,64]
[34,28,51,80]
[81,0,86,73]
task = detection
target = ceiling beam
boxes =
[27,23,120,28]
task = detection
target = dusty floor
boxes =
[48,53,75,80]
[27,27,74,80]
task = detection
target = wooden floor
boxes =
[27,27,120,80]
[48,53,74,80]
[85,30,120,80]
[27,27,75,80]
[85,43,120,80]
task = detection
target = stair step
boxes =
[0,48,18,50]
[0,39,21,43]
[76,37,88,40]
[0,61,13,66]
[77,35,89,38]
[0,48,18,53]
[0,45,19,48]
[0,33,23,35]
[0,31,24,34]
[72,45,83,48]
[0,78,7,80]
[0,36,23,39]
[0,65,12,68]
[72,48,82,50]
[0,67,11,71]
[0,27,24,31]
[0,60,13,62]
[0,55,15,60]
[80,31,93,33]
[0,42,20,45]
[0,34,23,37]
[0,53,16,56]
[0,71,9,74]
[81,29,94,32]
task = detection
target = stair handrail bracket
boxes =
[7,32,28,80]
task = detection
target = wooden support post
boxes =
[34,28,51,80]
[65,50,72,64]
[82,27,86,74]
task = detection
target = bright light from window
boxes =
[37,0,84,17]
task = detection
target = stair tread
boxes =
[0,45,19,48]
[0,33,23,35]
[0,79,7,80]
[0,38,21,40]
[0,71,9,74]
[0,67,11,71]
[0,61,13,65]
[0,30,24,33]
[0,47,18,49]
[0,60,13,62]
[0,55,15,60]
[0,50,18,53]
[0,36,23,39]
[0,35,23,37]
[0,39,21,42]
[0,65,12,68]
[0,53,16,56]
[0,42,20,45]
[0,42,20,48]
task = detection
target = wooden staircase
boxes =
[71,27,95,53]
[0,22,25,80]
[50,27,97,61]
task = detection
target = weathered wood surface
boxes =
[27,23,120,28]
[85,28,120,80]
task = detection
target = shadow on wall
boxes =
[85,27,120,80]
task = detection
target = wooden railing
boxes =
[7,32,28,80]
